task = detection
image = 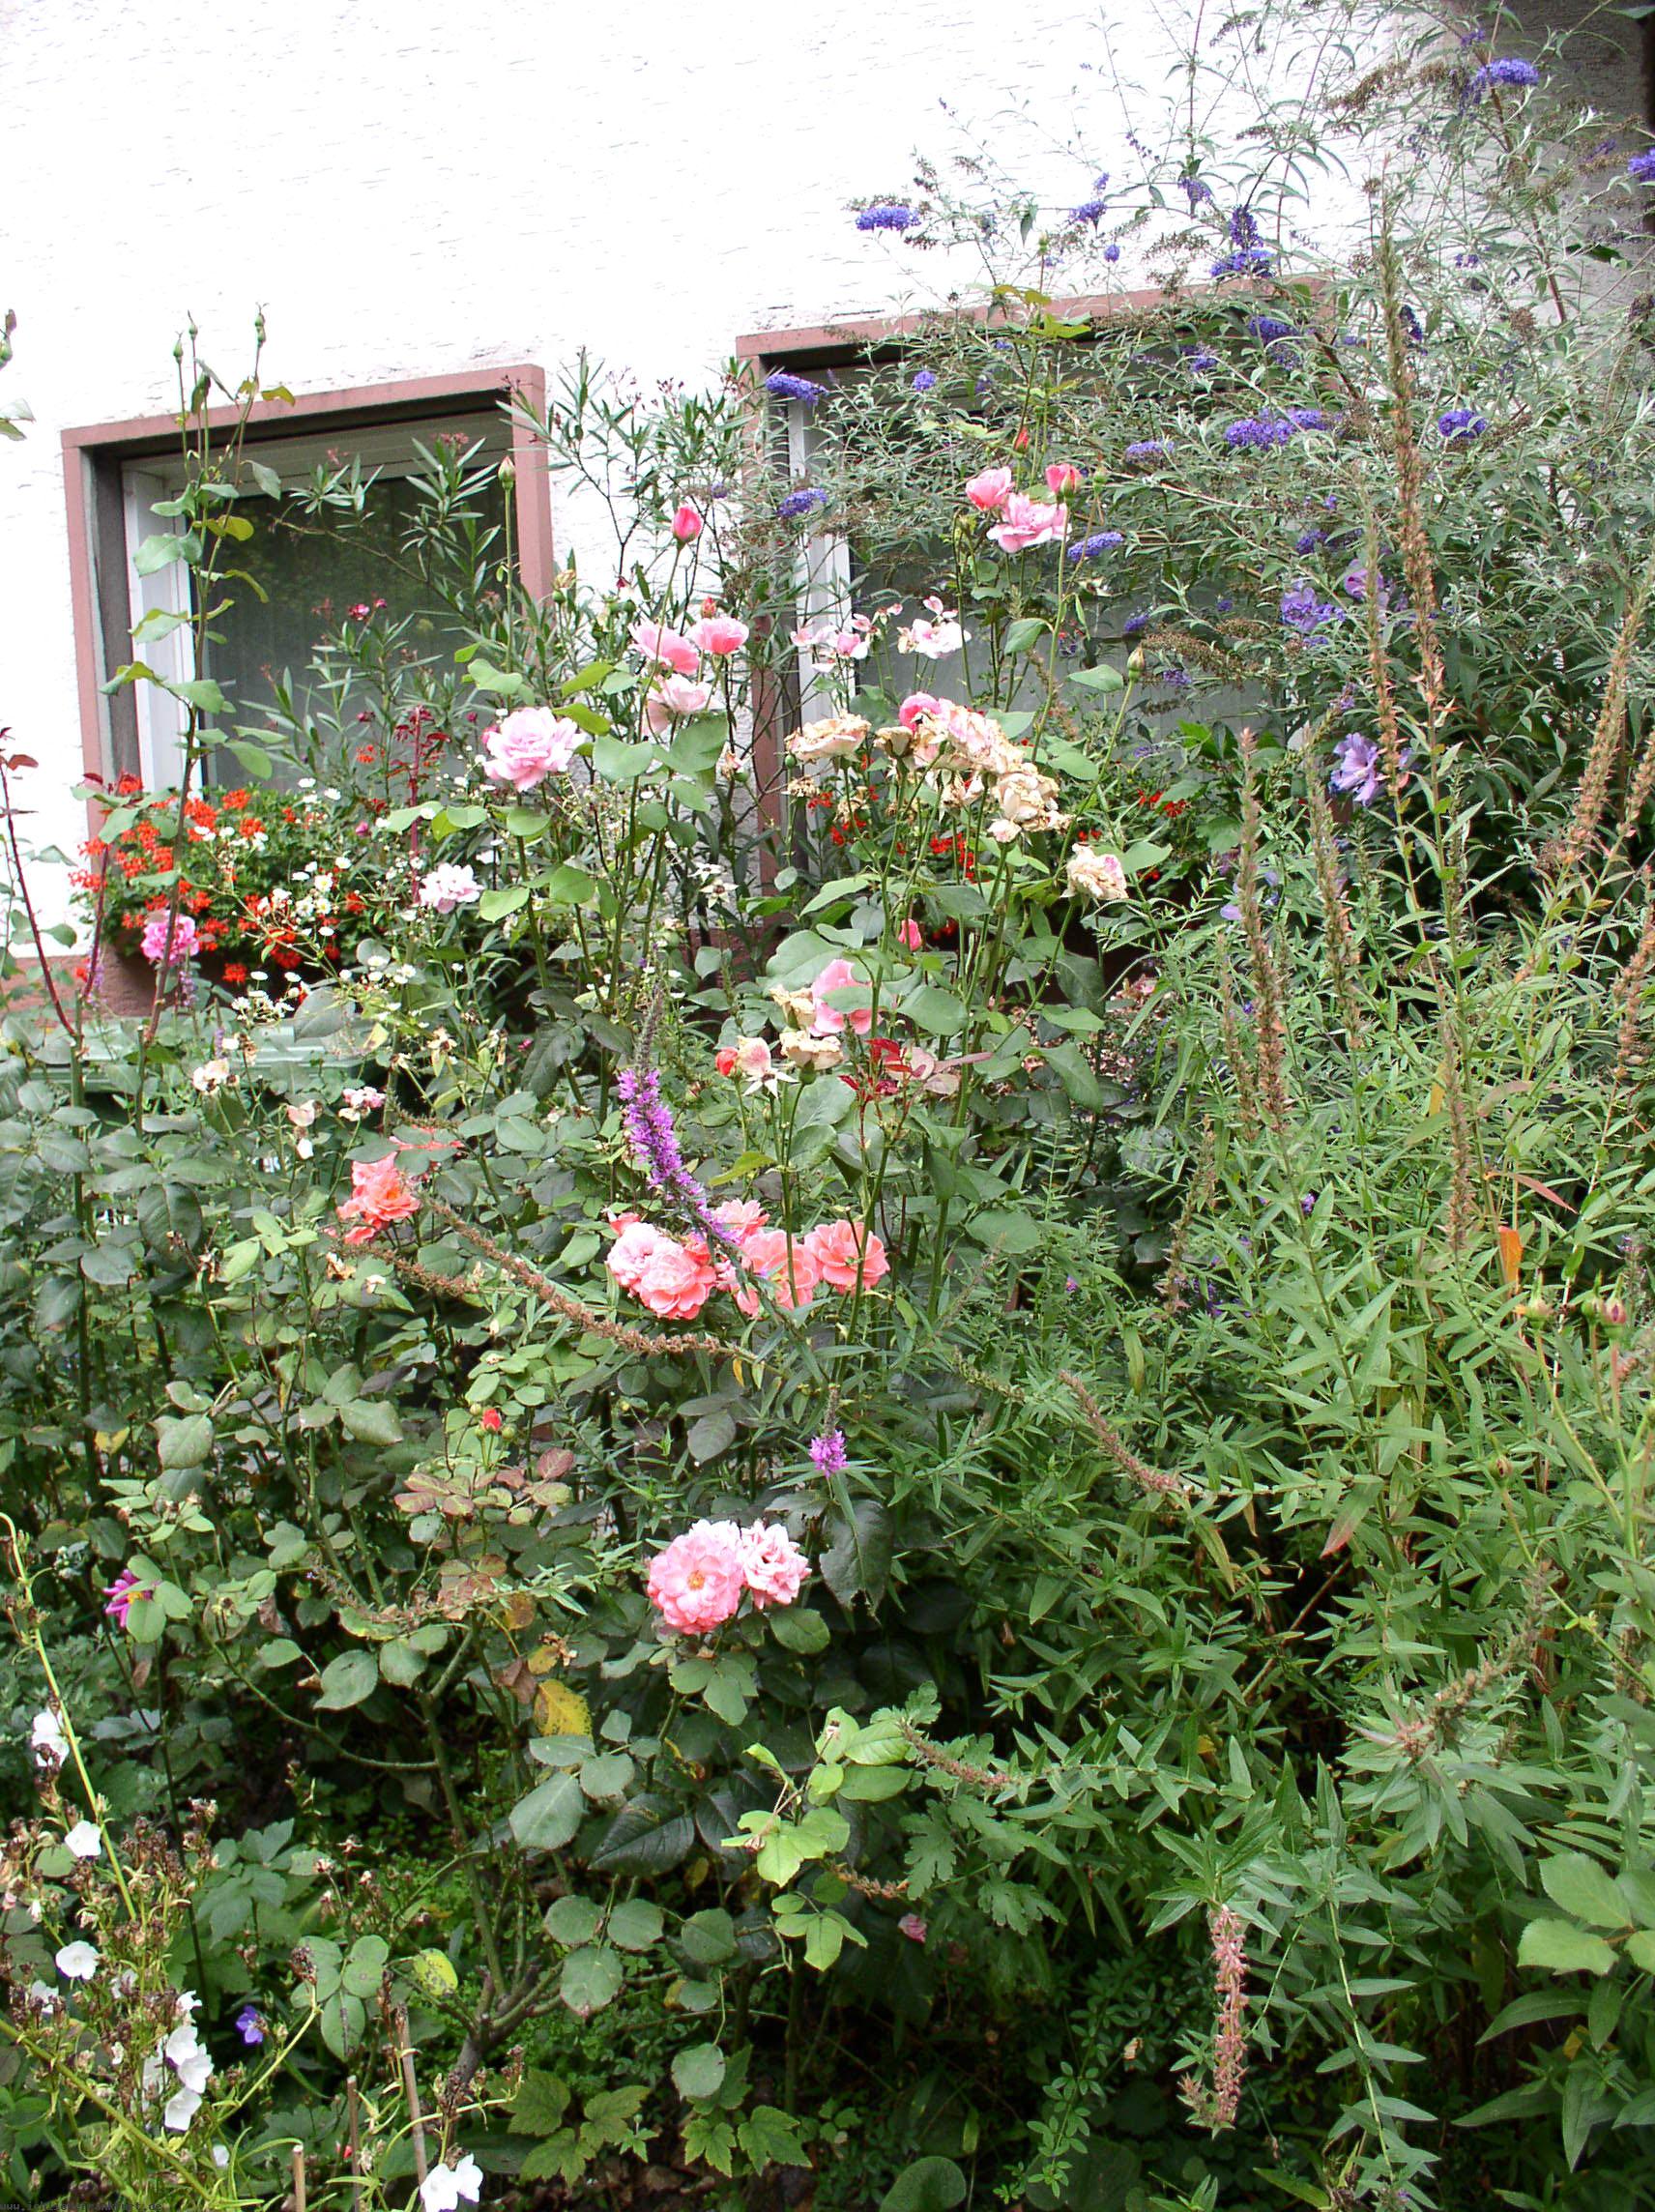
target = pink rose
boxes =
[736,1230,821,1312]
[810,956,873,1037]
[690,614,749,656]
[608,1221,716,1319]
[988,494,1069,553]
[671,502,704,542]
[711,1199,769,1246]
[964,465,1014,512]
[1044,461,1082,493]
[336,1152,420,1244]
[647,1522,747,1635]
[898,1913,928,1944]
[418,862,482,913]
[481,706,582,792]
[644,675,712,733]
[898,691,944,731]
[803,1218,889,1292]
[140,910,199,965]
[896,917,923,950]
[629,619,700,676]
[739,1522,811,1611]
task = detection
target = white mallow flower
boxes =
[164,2084,204,2132]
[25,1979,60,2015]
[64,1820,102,1859]
[165,2021,214,2093]
[55,1941,99,1981]
[31,1708,68,1768]
[421,2156,483,2212]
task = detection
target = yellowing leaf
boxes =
[534,1679,592,1738]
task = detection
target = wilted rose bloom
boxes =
[898,1912,928,1943]
[723,1036,775,1089]
[671,501,704,541]
[647,1522,748,1634]
[644,675,712,732]
[690,614,749,656]
[810,957,873,1036]
[418,863,482,913]
[779,1030,843,1073]
[1066,846,1128,902]
[335,1152,420,1243]
[964,465,1014,511]
[1045,461,1083,493]
[739,1522,811,1610]
[787,713,869,768]
[481,706,582,791]
[628,619,700,676]
[339,1085,386,1121]
[989,493,1069,553]
[190,1059,230,1095]
[803,1218,889,1292]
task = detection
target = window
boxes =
[63,367,553,793]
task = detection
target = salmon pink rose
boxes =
[810,957,873,1037]
[804,1218,889,1291]
[988,493,1069,552]
[629,619,700,675]
[690,614,749,655]
[647,1521,747,1635]
[711,1199,769,1246]
[964,465,1014,512]
[644,675,712,733]
[481,706,581,791]
[739,1522,811,1610]
[336,1153,420,1244]
[607,1220,716,1319]
[736,1230,820,1312]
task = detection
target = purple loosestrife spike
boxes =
[616,1066,738,1247]
[809,1430,849,1474]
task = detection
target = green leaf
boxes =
[315,1650,378,1711]
[543,1896,603,1947]
[479,885,531,921]
[1625,1929,1655,1974]
[341,1934,390,1999]
[678,1907,737,1966]
[222,739,273,778]
[607,1900,665,1952]
[736,2106,810,2172]
[880,2156,968,2210]
[768,1606,830,1655]
[560,1943,624,2018]
[508,1773,583,1851]
[132,531,195,576]
[903,985,969,1036]
[156,1413,214,1470]
[821,1499,892,1609]
[1540,1854,1631,1932]
[589,1794,694,1876]
[1069,661,1125,693]
[1518,1920,1617,1976]
[377,1639,427,1687]
[465,656,532,698]
[509,2066,572,2137]
[172,678,230,713]
[337,1399,403,1447]
[1004,617,1046,653]
[672,2042,728,2102]
[1043,1039,1105,1110]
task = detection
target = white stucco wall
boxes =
[2,0,1175,935]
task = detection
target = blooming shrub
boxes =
[7,7,1655,2208]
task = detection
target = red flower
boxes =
[222,962,248,985]
[479,1409,503,1433]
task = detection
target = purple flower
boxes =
[1629,152,1655,184]
[1070,197,1109,224]
[1294,529,1326,554]
[1248,314,1294,345]
[809,1430,848,1474]
[1103,243,1121,263]
[767,371,827,404]
[1301,1192,1318,1215]
[1437,406,1487,443]
[777,488,828,521]
[1153,666,1193,691]
[1224,415,1296,451]
[857,202,918,232]
[1280,582,1339,635]
[1288,408,1329,431]
[1215,596,1233,613]
[616,1066,737,1247]
[1211,247,1272,279]
[1122,611,1150,637]
[1471,56,1539,96]
[1067,531,1125,562]
[235,2005,265,2048]
[1184,347,1221,371]
[102,1568,153,1629]
[1330,730,1385,805]
[1343,562,1385,603]
[912,369,937,392]
[1123,440,1171,464]
[1178,173,1213,209]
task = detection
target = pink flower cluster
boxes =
[608,1203,889,1321]
[962,464,1069,551]
[647,1516,810,1634]
[629,613,748,734]
[140,910,199,966]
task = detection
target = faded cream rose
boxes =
[787,713,870,769]
[779,1030,845,1072]
[1066,846,1129,902]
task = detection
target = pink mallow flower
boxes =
[629,619,701,676]
[481,706,582,791]
[803,1218,889,1292]
[647,1521,748,1635]
[671,502,704,542]
[607,1220,717,1320]
[644,675,712,733]
[964,465,1014,512]
[140,911,199,966]
[739,1522,811,1610]
[690,614,749,656]
[988,494,1069,553]
[810,957,873,1037]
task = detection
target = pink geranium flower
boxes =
[629,619,700,676]
[964,465,1014,512]
[647,1521,747,1635]
[810,957,873,1037]
[803,1218,890,1292]
[336,1153,421,1244]
[689,614,749,656]
[644,675,712,733]
[739,1522,811,1610]
[988,494,1069,552]
[481,706,581,791]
